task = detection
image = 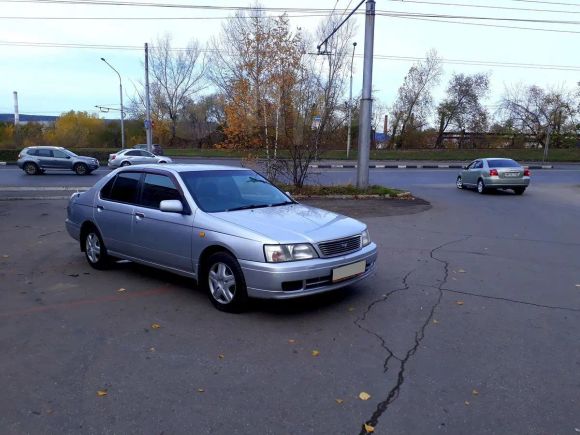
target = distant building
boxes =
[0,113,58,126]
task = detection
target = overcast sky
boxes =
[1,0,579,125]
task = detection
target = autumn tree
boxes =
[499,84,578,148]
[435,72,490,148]
[44,111,106,148]
[390,50,442,149]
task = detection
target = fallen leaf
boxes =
[359,392,371,401]
[151,323,161,329]
[464,400,470,406]
[96,390,107,397]
[149,347,155,352]
[574,428,580,433]
[451,277,457,281]
[348,307,355,312]
[311,350,320,357]
[457,269,466,273]
[197,388,205,393]
[576,284,580,288]
[456,301,465,306]
[432,319,439,324]
[2,255,9,258]
[472,389,479,396]
[288,339,296,344]
[363,423,375,433]
[117,288,126,292]
[218,354,225,359]
[335,399,344,404]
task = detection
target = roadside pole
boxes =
[347,42,357,159]
[543,125,551,164]
[144,43,153,153]
[356,0,375,189]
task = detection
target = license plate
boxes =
[505,172,519,177]
[332,260,366,282]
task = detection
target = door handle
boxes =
[135,212,145,220]
[97,205,104,212]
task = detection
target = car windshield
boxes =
[180,170,293,213]
[487,159,520,168]
[66,150,78,157]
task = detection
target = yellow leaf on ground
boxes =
[97,390,107,397]
[151,323,161,329]
[364,423,375,433]
[218,354,225,359]
[457,269,466,273]
[311,350,320,357]
[359,392,371,401]
[197,388,205,393]
[117,288,126,292]
[472,389,479,396]
[464,400,470,406]
[348,307,355,312]
[288,339,296,344]
[335,399,344,404]
[432,319,439,324]
[456,301,465,306]
[149,347,155,352]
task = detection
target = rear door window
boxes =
[27,149,38,156]
[140,174,181,209]
[106,172,142,204]
[37,149,52,157]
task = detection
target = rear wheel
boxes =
[203,252,248,313]
[23,162,38,175]
[74,163,88,175]
[120,161,131,167]
[513,187,526,195]
[456,176,463,189]
[83,228,111,270]
[477,178,487,194]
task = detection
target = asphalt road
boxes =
[0,164,579,434]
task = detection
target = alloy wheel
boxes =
[456,177,463,189]
[85,233,101,264]
[208,262,236,304]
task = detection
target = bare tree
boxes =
[500,84,577,148]
[149,34,206,146]
[390,49,442,149]
[435,72,490,148]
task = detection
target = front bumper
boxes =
[239,243,378,299]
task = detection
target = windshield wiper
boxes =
[226,204,271,211]
[269,201,294,207]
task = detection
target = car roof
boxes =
[118,163,245,173]
[26,146,65,149]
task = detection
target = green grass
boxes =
[280,184,404,198]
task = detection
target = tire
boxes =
[74,163,88,175]
[83,228,111,270]
[456,176,463,189]
[477,178,487,194]
[23,162,39,175]
[513,187,526,195]
[203,252,248,313]
[158,160,167,164]
[120,161,131,167]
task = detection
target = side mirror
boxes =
[160,199,184,213]
[463,165,468,169]
[66,156,71,159]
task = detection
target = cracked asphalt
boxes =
[1,168,580,434]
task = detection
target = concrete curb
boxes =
[0,162,6,165]
[292,192,413,200]
[309,164,554,169]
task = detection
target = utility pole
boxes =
[356,0,375,189]
[144,43,153,153]
[13,91,19,126]
[100,58,125,149]
[347,42,357,159]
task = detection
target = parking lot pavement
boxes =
[1,185,579,434]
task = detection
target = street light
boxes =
[347,42,357,159]
[100,57,125,149]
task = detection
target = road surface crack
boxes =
[357,236,470,434]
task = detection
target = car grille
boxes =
[318,235,362,257]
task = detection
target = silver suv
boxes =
[17,146,100,175]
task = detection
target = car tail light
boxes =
[111,154,116,160]
[524,168,530,177]
[489,169,499,176]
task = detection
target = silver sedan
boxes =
[66,165,377,312]
[108,149,172,168]
[456,158,530,195]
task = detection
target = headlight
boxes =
[264,244,318,262]
[361,229,371,247]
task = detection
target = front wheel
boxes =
[477,179,487,194]
[204,252,248,313]
[84,229,111,269]
[23,162,38,175]
[456,176,463,189]
[74,163,88,175]
[513,187,526,195]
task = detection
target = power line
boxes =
[384,0,580,15]
[0,13,331,20]
[509,0,580,7]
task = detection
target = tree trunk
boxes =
[435,113,446,148]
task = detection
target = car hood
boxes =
[212,203,365,244]
[77,155,99,162]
